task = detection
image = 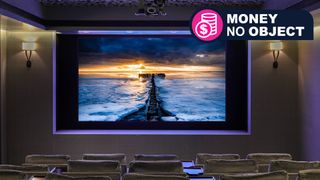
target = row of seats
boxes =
[46,173,189,180]
[1,153,320,180]
[22,153,293,166]
[203,159,320,179]
[2,168,320,180]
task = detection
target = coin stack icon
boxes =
[201,13,217,35]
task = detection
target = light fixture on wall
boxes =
[22,42,36,68]
[135,0,167,16]
[270,41,283,69]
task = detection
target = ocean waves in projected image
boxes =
[156,73,225,122]
[78,72,225,122]
[79,78,150,121]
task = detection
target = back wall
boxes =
[1,29,302,164]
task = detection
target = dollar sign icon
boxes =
[195,21,212,38]
[200,24,208,35]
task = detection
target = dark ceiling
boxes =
[39,0,265,7]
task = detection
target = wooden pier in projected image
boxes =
[146,75,160,121]
[121,73,175,122]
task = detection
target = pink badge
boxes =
[192,9,223,41]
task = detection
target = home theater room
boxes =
[0,0,320,180]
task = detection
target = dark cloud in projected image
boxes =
[79,37,226,66]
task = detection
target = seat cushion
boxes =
[0,164,48,172]
[128,161,184,174]
[123,173,189,180]
[247,153,292,164]
[204,159,257,174]
[63,172,120,180]
[269,160,320,173]
[298,169,320,180]
[134,154,178,161]
[0,169,26,180]
[83,154,126,164]
[196,153,240,165]
[46,173,75,180]
[76,177,111,180]
[25,154,70,165]
[220,170,288,180]
[68,160,120,172]
[46,173,111,180]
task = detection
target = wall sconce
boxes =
[270,41,283,69]
[22,42,36,68]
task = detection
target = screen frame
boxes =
[55,32,249,133]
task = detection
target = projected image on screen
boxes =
[78,37,225,122]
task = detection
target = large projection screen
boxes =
[56,32,248,132]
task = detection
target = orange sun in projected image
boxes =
[79,62,223,79]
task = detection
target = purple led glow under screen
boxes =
[78,37,226,122]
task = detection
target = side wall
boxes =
[0,16,7,163]
[3,30,301,164]
[298,12,320,161]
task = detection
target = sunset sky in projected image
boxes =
[79,37,225,78]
